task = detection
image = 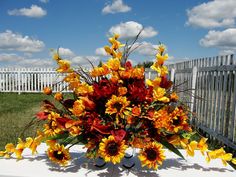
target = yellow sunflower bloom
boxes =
[47,143,71,166]
[139,142,165,170]
[98,135,127,164]
[105,95,130,118]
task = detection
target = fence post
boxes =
[17,70,21,95]
[170,68,175,82]
[190,66,197,122]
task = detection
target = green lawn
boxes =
[0,93,49,149]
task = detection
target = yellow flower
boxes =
[109,37,124,50]
[5,143,15,153]
[65,120,82,136]
[43,112,64,136]
[153,109,171,130]
[56,60,72,73]
[54,92,63,101]
[25,135,43,155]
[169,107,190,133]
[105,95,130,118]
[107,58,121,71]
[14,138,25,159]
[70,100,85,117]
[47,143,71,166]
[139,142,165,170]
[197,138,208,155]
[151,64,168,76]
[153,87,170,103]
[75,83,94,96]
[206,148,233,166]
[146,77,162,87]
[64,72,80,89]
[131,67,144,79]
[157,44,166,54]
[184,141,198,157]
[98,135,127,164]
[156,53,168,65]
[90,64,110,77]
[53,53,60,61]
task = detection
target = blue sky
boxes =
[0,0,236,67]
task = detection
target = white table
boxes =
[0,144,235,177]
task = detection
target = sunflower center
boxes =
[173,116,181,125]
[113,102,123,112]
[146,148,158,161]
[106,142,119,156]
[53,151,64,160]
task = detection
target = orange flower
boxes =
[54,92,63,101]
[43,87,52,95]
[132,106,141,117]
[170,92,179,101]
[118,87,127,96]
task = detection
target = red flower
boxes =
[128,80,147,103]
[92,78,117,100]
[111,129,126,142]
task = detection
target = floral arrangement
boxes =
[0,34,235,170]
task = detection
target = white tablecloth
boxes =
[0,144,235,177]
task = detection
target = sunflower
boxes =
[47,143,71,166]
[169,107,191,133]
[105,95,130,118]
[139,142,165,170]
[98,135,127,164]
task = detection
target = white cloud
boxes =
[18,58,53,67]
[95,47,108,56]
[58,47,75,58]
[39,0,49,3]
[200,28,236,49]
[102,0,131,14]
[0,53,24,62]
[219,49,235,55]
[133,42,158,56]
[8,5,47,18]
[70,56,100,68]
[0,30,45,53]
[109,21,157,40]
[200,28,236,55]
[186,0,236,28]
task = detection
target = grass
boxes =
[0,93,49,149]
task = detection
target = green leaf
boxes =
[44,132,70,141]
[159,138,185,159]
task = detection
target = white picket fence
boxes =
[0,68,71,93]
[170,54,236,150]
